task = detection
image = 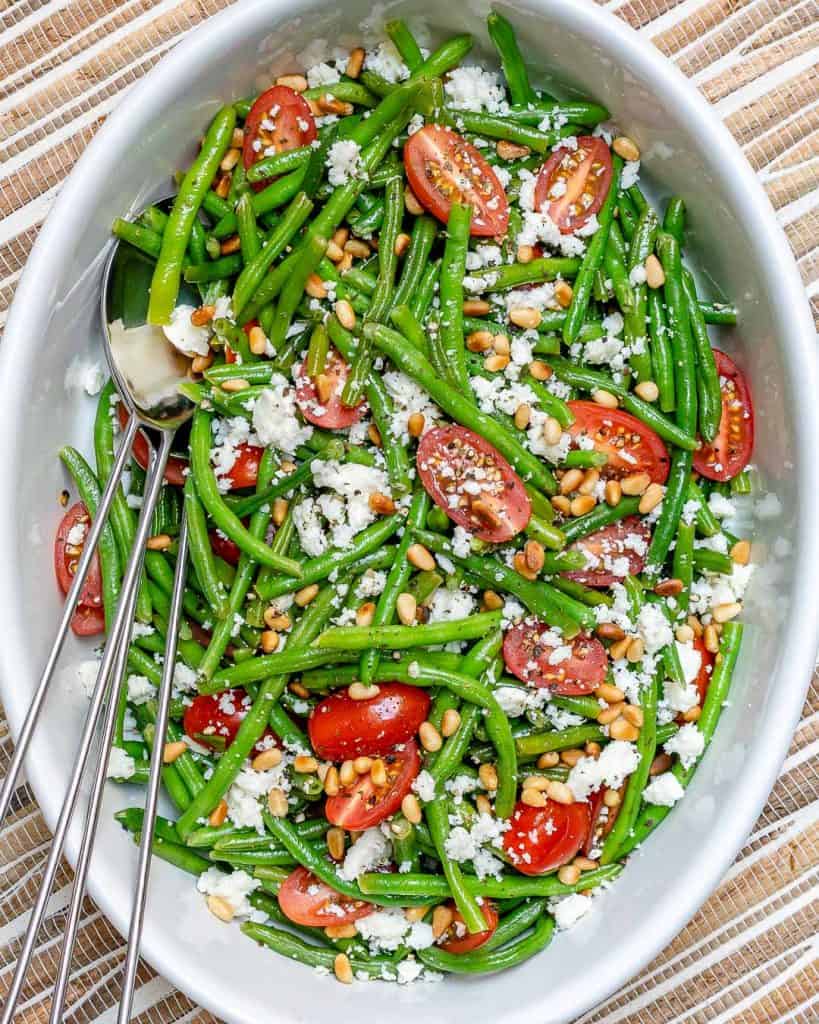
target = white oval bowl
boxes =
[2,1,817,1022]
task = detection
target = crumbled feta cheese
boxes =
[451,525,472,558]
[326,139,363,186]
[567,740,640,800]
[643,771,685,807]
[252,374,313,453]
[197,866,260,917]
[412,770,436,802]
[383,370,440,443]
[65,356,106,396]
[363,40,409,83]
[550,892,592,930]
[173,661,199,697]
[620,160,641,189]
[708,492,736,519]
[426,587,476,623]
[636,603,673,654]
[126,674,156,705]
[106,746,135,780]
[356,909,434,952]
[676,641,702,685]
[306,61,341,88]
[292,460,390,554]
[444,66,508,114]
[337,827,391,881]
[162,304,212,357]
[226,758,292,831]
[69,658,101,699]
[664,722,705,769]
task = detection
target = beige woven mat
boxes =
[1,0,817,1020]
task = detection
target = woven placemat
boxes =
[1,1,817,1021]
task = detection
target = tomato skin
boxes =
[503,622,607,695]
[116,404,188,486]
[675,636,714,724]
[566,401,670,484]
[309,684,430,761]
[294,349,366,429]
[278,866,374,927]
[404,126,509,236]
[438,901,499,954]
[224,442,263,490]
[417,425,531,543]
[692,350,754,481]
[242,87,317,191]
[325,741,420,830]
[54,502,105,637]
[534,136,613,234]
[209,530,241,566]
[183,690,276,753]
[503,800,591,875]
[563,516,651,588]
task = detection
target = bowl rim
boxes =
[2,0,818,1020]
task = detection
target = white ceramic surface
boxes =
[2,1,817,1022]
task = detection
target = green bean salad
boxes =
[57,11,757,986]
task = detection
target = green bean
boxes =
[389,304,429,357]
[645,448,693,577]
[304,322,329,379]
[507,101,609,127]
[437,202,473,395]
[269,234,327,352]
[419,913,554,974]
[235,192,261,268]
[111,218,163,260]
[617,190,638,241]
[367,322,556,494]
[682,269,722,442]
[132,833,211,876]
[544,357,697,450]
[444,109,576,154]
[468,257,581,293]
[315,610,503,652]
[624,206,658,382]
[392,216,438,310]
[304,81,379,108]
[410,259,440,321]
[115,808,180,844]
[523,373,576,429]
[487,10,535,105]
[693,548,734,575]
[183,254,243,284]
[524,514,567,551]
[563,156,621,344]
[188,410,302,575]
[341,265,377,296]
[551,576,612,607]
[184,477,228,617]
[148,106,235,323]
[515,725,604,760]
[603,221,635,314]
[663,196,686,244]
[241,920,399,977]
[425,798,488,934]
[245,146,312,184]
[657,232,697,435]
[686,480,721,537]
[699,302,737,326]
[385,18,424,69]
[672,520,695,610]
[647,286,675,414]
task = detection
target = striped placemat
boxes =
[0,1,817,1021]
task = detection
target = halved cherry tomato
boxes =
[563,516,651,588]
[503,799,591,875]
[294,348,366,429]
[183,690,277,754]
[502,621,607,695]
[209,530,241,566]
[404,125,509,237]
[224,442,263,490]
[566,401,670,483]
[277,866,374,927]
[438,900,499,954]
[117,404,188,486]
[417,425,531,543]
[54,502,105,637]
[325,740,420,830]
[309,684,430,761]
[242,86,317,191]
[533,136,613,234]
[675,635,714,724]
[692,350,754,481]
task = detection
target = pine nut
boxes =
[404,188,424,215]
[276,74,308,91]
[613,135,640,162]
[496,139,531,160]
[396,592,417,625]
[570,494,597,516]
[368,423,382,446]
[467,329,494,352]
[407,544,435,571]
[513,551,538,581]
[514,404,531,430]
[334,952,353,984]
[635,380,659,402]
[260,630,279,654]
[208,799,228,827]
[493,333,510,356]
[592,389,618,409]
[645,254,665,289]
[554,281,573,308]
[475,794,493,815]
[356,602,376,628]
[349,682,380,701]
[604,788,622,808]
[675,624,695,643]
[394,232,411,257]
[639,483,665,513]
[484,353,510,372]
[220,378,250,393]
[419,721,442,752]
[463,299,491,316]
[324,766,340,796]
[295,584,319,606]
[404,905,430,923]
[290,682,309,699]
[522,775,551,792]
[551,495,571,515]
[231,127,245,148]
[558,864,581,885]
[147,533,172,551]
[304,273,327,299]
[560,748,584,767]
[339,760,356,787]
[369,491,396,515]
[609,717,640,742]
[214,173,231,199]
[294,755,318,773]
[353,756,372,774]
[579,469,600,495]
[408,412,425,437]
[546,781,574,805]
[543,416,563,445]
[650,753,672,776]
[163,741,187,763]
[683,705,702,722]
[263,609,291,632]
[626,637,645,662]
[248,325,268,356]
[318,95,353,116]
[596,683,625,703]
[191,353,214,374]
[536,751,560,769]
[483,590,503,610]
[219,147,241,173]
[609,637,630,661]
[585,741,601,757]
[605,479,622,506]
[598,702,625,725]
[517,244,535,264]
[272,498,289,526]
[207,894,235,922]
[528,360,552,381]
[441,708,461,737]
[479,763,499,791]
[251,747,283,772]
[688,614,704,637]
[523,540,545,574]
[402,793,422,824]
[623,704,644,727]
[335,299,356,329]
[521,788,547,807]
[572,856,599,872]
[730,539,751,565]
[713,601,741,623]
[220,235,242,256]
[326,826,346,861]
[191,305,216,326]
[267,788,288,817]
[326,240,345,262]
[509,307,541,329]
[370,758,387,787]
[560,468,584,494]
[432,904,454,939]
[325,923,356,940]
[346,47,365,78]
[595,623,626,642]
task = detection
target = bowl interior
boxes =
[1,1,816,1022]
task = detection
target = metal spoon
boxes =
[0,202,199,1024]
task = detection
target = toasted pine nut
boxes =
[370,758,387,787]
[404,188,424,215]
[247,325,268,356]
[513,403,532,431]
[407,544,435,571]
[592,388,619,409]
[346,47,365,78]
[267,788,288,817]
[419,721,442,752]
[147,533,172,551]
[713,601,741,623]
[639,483,665,514]
[463,298,490,316]
[334,299,356,329]
[441,708,461,737]
[493,333,511,356]
[688,614,704,637]
[529,359,552,380]
[325,828,346,864]
[369,491,396,515]
[560,748,584,767]
[479,763,499,791]
[208,799,228,827]
[318,95,353,116]
[214,173,231,199]
[513,551,538,581]
[220,235,241,255]
[295,584,319,606]
[190,304,216,326]
[554,281,573,308]
[163,741,187,765]
[404,904,430,923]
[396,592,417,625]
[339,760,356,787]
[598,702,625,725]
[408,412,425,437]
[304,273,327,299]
[432,904,454,939]
[517,244,535,264]
[596,623,626,642]
[191,353,214,374]
[623,704,644,727]
[573,856,599,872]
[324,766,340,796]
[334,952,353,984]
[537,751,560,769]
[570,494,597,517]
[543,416,563,445]
[264,608,291,631]
[349,682,380,702]
[609,717,640,742]
[635,380,659,402]
[294,755,318,774]
[260,630,280,654]
[558,864,581,885]
[551,495,571,515]
[221,377,250,393]
[683,705,702,722]
[509,306,541,329]
[560,468,584,495]
[604,788,622,808]
[475,794,493,815]
[585,741,601,757]
[272,498,289,526]
[604,479,622,506]
[484,353,510,372]
[613,135,640,162]
[482,589,504,610]
[220,147,241,172]
[207,894,235,922]
[596,683,625,704]
[650,753,672,776]
[356,602,376,628]
[546,781,574,805]
[353,756,372,775]
[326,240,345,262]
[290,682,309,699]
[524,539,545,573]
[730,539,751,565]
[645,254,665,289]
[394,232,411,257]
[579,469,600,495]
[467,329,494,352]
[522,775,551,792]
[496,139,531,160]
[626,637,645,663]
[675,624,695,643]
[402,793,422,824]
[231,127,245,148]
[367,423,382,446]
[609,637,630,661]
[250,747,282,773]
[276,73,307,91]
[521,788,547,807]
[325,923,356,940]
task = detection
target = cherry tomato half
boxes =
[54,502,105,637]
[502,621,607,695]
[183,690,277,754]
[277,866,374,927]
[223,442,263,490]
[417,425,531,543]
[309,683,430,761]
[438,900,499,954]
[675,635,714,724]
[242,86,317,191]
[209,530,242,566]
[503,799,591,875]
[533,136,613,235]
[404,125,509,236]
[294,348,367,429]
[563,516,651,588]
[325,740,420,830]
[566,401,670,484]
[117,404,188,486]
[692,350,754,481]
